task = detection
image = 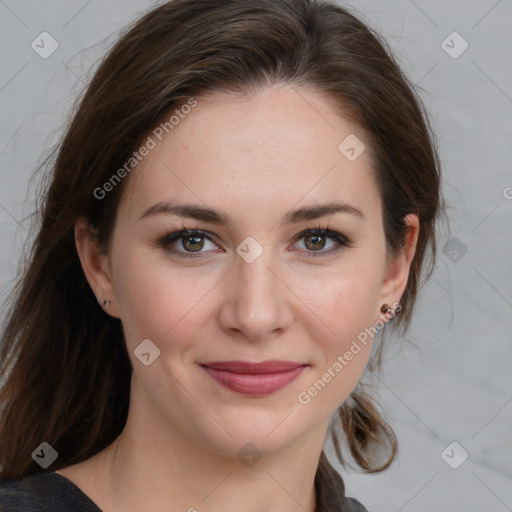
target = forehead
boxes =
[119,84,381,226]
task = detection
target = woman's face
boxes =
[88,84,416,457]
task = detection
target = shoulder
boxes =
[344,496,370,512]
[0,471,101,511]
[315,451,370,512]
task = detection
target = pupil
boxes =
[184,236,203,252]
[306,234,325,250]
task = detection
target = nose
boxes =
[217,243,295,342]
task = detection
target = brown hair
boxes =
[0,0,444,480]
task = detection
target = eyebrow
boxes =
[138,200,365,225]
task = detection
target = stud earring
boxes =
[380,303,391,314]
[100,298,111,307]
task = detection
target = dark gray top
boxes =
[0,472,100,511]
[0,454,369,511]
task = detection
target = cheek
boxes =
[111,246,218,355]
[293,262,382,340]
[294,278,376,411]
[290,265,380,394]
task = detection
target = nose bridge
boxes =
[236,236,280,306]
[226,235,292,339]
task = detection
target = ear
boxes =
[74,217,120,318]
[378,214,420,315]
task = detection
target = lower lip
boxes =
[201,365,307,395]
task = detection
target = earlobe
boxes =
[74,218,119,318]
[378,214,420,316]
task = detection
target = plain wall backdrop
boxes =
[0,1,511,511]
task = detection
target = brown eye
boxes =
[293,228,351,258]
[181,235,205,252]
[303,233,327,251]
[160,229,218,258]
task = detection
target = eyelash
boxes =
[159,223,352,259]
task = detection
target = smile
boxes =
[199,360,308,395]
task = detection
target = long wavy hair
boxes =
[0,0,444,480]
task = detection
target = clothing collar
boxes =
[314,451,368,512]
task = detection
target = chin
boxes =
[191,408,310,459]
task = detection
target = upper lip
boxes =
[200,360,306,374]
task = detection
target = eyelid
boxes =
[294,224,350,242]
[291,226,352,257]
[160,227,219,249]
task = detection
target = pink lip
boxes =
[200,360,308,395]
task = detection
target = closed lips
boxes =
[200,360,307,373]
[200,360,308,395]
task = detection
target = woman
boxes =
[0,0,444,510]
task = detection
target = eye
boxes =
[160,227,219,259]
[159,224,352,259]
[291,226,352,258]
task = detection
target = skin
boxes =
[60,83,419,512]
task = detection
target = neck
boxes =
[82,380,329,512]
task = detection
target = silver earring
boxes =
[101,299,110,307]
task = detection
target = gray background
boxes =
[0,1,511,511]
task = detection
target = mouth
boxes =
[199,360,308,396]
